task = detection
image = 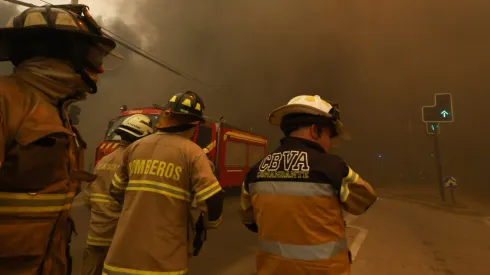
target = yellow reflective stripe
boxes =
[112,143,119,149]
[0,192,75,213]
[100,143,107,149]
[90,198,118,204]
[112,179,126,190]
[127,180,191,201]
[88,235,113,241]
[87,240,111,246]
[340,167,359,202]
[343,167,359,184]
[90,193,118,204]
[208,215,222,228]
[340,183,350,202]
[0,191,75,200]
[195,181,222,202]
[87,235,112,246]
[114,173,122,183]
[0,204,71,213]
[103,263,188,275]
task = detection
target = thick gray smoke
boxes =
[1,1,490,199]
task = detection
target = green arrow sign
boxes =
[441,110,449,118]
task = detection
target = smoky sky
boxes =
[1,1,490,196]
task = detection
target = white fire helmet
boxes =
[117,114,154,138]
[268,95,350,141]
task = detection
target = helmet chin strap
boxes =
[75,67,97,94]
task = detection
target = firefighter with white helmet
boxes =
[240,95,377,275]
[104,91,224,275]
[81,114,153,275]
[0,4,117,275]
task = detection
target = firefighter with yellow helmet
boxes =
[104,91,225,275]
[81,114,154,275]
[0,4,116,275]
[240,95,377,275]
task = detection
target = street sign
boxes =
[422,93,454,123]
[426,122,440,135]
[443,176,457,188]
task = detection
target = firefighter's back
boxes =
[106,132,200,273]
[244,137,351,275]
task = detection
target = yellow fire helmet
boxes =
[268,95,350,141]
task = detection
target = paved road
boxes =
[70,197,490,275]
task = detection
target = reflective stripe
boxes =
[114,173,123,183]
[340,183,350,202]
[100,143,107,149]
[90,193,119,204]
[103,263,188,275]
[257,238,348,261]
[207,215,223,228]
[112,174,127,190]
[340,167,360,202]
[343,167,359,184]
[249,181,334,197]
[87,235,112,246]
[126,180,191,201]
[0,192,75,213]
[195,181,222,202]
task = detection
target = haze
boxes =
[1,0,488,193]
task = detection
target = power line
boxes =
[2,0,217,90]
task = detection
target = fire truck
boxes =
[95,105,269,191]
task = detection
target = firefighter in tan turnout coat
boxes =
[0,4,116,275]
[240,95,378,275]
[81,114,154,275]
[104,91,225,275]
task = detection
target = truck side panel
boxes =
[217,127,268,189]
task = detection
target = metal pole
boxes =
[433,133,445,201]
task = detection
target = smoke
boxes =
[1,1,490,198]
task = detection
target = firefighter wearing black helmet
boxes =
[0,4,117,275]
[105,91,224,275]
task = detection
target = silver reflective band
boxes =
[249,181,334,197]
[257,238,347,261]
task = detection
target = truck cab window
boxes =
[195,125,213,149]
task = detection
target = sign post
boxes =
[443,176,457,204]
[422,93,454,202]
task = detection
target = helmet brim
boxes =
[0,27,116,62]
[268,104,330,125]
[269,104,351,141]
[153,104,205,123]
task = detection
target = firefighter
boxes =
[240,95,378,275]
[0,4,116,275]
[103,91,225,275]
[81,114,154,275]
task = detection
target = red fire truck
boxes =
[95,106,268,191]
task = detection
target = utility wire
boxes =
[2,0,217,90]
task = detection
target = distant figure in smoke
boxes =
[240,95,378,275]
[0,4,117,275]
[81,114,153,275]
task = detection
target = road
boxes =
[70,197,490,275]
